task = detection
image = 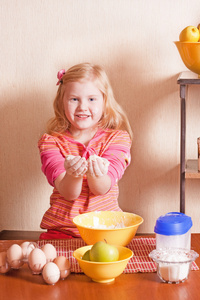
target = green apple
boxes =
[82,249,91,261]
[89,241,119,262]
[179,26,199,42]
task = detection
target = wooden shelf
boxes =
[177,71,200,84]
[177,72,200,212]
[185,159,200,179]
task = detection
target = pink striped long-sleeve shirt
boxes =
[38,128,131,237]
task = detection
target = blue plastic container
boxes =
[154,212,193,250]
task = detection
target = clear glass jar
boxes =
[154,212,193,250]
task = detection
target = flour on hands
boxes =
[87,154,109,177]
[64,155,88,177]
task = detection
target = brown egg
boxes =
[0,252,11,273]
[7,244,24,269]
[54,256,71,279]
[42,262,60,285]
[28,248,46,274]
[41,244,57,263]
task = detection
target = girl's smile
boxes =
[63,80,104,137]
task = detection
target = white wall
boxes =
[1,0,200,233]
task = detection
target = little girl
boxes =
[38,62,133,239]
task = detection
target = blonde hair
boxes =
[47,62,133,139]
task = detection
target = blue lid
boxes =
[154,212,192,236]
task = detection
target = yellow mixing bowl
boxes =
[174,41,200,77]
[73,245,133,283]
[73,211,143,246]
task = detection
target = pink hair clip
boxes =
[56,69,65,85]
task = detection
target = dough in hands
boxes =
[87,154,109,167]
[65,154,109,168]
[65,155,76,161]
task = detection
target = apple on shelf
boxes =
[179,26,199,42]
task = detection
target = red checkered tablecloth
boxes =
[37,238,199,273]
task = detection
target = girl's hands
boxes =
[87,155,109,178]
[64,154,109,178]
[64,155,88,178]
[63,154,111,196]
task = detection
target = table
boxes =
[0,230,42,240]
[0,234,200,300]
